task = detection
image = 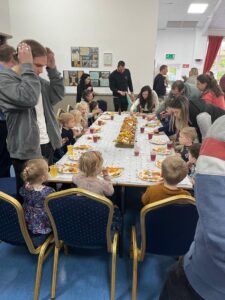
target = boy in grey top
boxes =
[0,40,64,201]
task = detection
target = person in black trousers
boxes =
[0,44,18,177]
[153,65,168,101]
[109,60,135,111]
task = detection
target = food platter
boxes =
[138,170,163,182]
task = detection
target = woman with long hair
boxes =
[196,74,225,110]
[76,73,93,103]
[130,85,159,113]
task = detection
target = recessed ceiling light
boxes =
[188,3,208,14]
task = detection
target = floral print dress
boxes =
[20,185,55,234]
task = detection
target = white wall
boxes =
[155,28,208,79]
[8,0,159,94]
[0,0,11,37]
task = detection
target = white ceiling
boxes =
[158,0,225,34]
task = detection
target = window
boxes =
[212,39,225,81]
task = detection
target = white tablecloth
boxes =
[49,113,192,189]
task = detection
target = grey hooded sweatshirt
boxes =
[0,63,64,160]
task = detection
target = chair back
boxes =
[140,195,198,258]
[45,188,114,251]
[67,105,74,112]
[97,100,107,112]
[0,192,37,251]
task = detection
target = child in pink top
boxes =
[72,151,114,197]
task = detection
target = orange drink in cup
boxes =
[67,145,73,155]
[49,165,58,177]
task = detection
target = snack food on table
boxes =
[57,163,79,174]
[155,158,165,169]
[149,137,167,145]
[138,170,162,182]
[87,135,101,140]
[115,116,137,148]
[104,167,124,177]
[74,144,93,150]
[152,147,171,155]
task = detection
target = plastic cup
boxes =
[150,151,156,161]
[98,120,102,126]
[148,132,153,140]
[134,147,140,156]
[167,141,173,150]
[142,114,146,119]
[140,127,145,133]
[93,135,98,143]
[90,128,94,134]
[49,165,58,177]
[111,115,114,120]
[67,145,73,155]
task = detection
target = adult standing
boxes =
[153,65,168,101]
[0,39,64,200]
[160,115,225,300]
[0,44,17,177]
[186,67,198,85]
[76,73,92,103]
[109,60,134,112]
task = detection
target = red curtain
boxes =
[203,36,223,73]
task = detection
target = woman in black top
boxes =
[76,73,93,103]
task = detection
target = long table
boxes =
[49,112,192,190]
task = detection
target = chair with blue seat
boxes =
[0,177,17,198]
[97,99,108,112]
[0,191,54,300]
[130,195,198,300]
[45,188,119,300]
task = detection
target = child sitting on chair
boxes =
[177,127,197,162]
[75,101,89,129]
[58,112,79,155]
[142,156,190,206]
[72,151,114,197]
[187,143,201,185]
[20,159,54,235]
[70,109,86,137]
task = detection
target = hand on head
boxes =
[46,47,56,69]
[17,42,33,64]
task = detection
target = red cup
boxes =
[111,115,114,120]
[93,135,98,143]
[140,127,145,133]
[150,151,156,161]
[167,141,173,150]
[148,132,153,140]
[90,128,94,134]
[98,120,102,126]
[142,114,146,119]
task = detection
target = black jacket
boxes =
[109,69,133,97]
[153,73,166,97]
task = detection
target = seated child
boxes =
[72,151,114,197]
[70,109,85,138]
[88,100,102,126]
[142,156,190,206]
[178,126,197,162]
[19,159,54,235]
[187,143,201,185]
[75,101,89,129]
[58,112,77,154]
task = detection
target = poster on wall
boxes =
[63,70,84,86]
[89,71,110,87]
[103,53,112,66]
[71,47,99,68]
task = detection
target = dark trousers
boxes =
[0,121,11,177]
[159,258,204,300]
[11,158,27,203]
[41,142,54,165]
[113,96,128,112]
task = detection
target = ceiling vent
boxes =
[167,21,198,28]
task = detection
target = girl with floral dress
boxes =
[19,158,54,235]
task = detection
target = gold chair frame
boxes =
[56,108,65,118]
[45,188,118,300]
[0,191,54,300]
[130,195,195,300]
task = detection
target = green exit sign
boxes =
[165,53,175,60]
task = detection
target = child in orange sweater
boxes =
[142,156,190,205]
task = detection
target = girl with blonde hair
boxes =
[20,158,54,234]
[72,151,114,196]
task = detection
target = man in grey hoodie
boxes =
[0,39,64,201]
